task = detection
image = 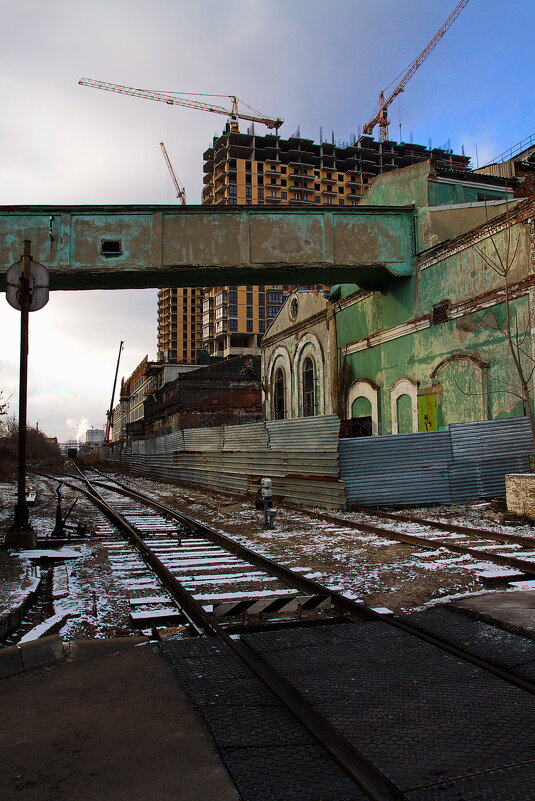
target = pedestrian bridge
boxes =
[0,204,415,291]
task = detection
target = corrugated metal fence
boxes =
[340,417,532,507]
[103,415,346,508]
[104,416,532,508]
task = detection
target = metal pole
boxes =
[11,241,33,535]
[105,341,123,443]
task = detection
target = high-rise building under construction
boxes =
[157,286,204,364]
[157,130,469,362]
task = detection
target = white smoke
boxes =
[66,417,91,443]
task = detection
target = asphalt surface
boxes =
[0,643,240,801]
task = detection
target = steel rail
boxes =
[49,468,402,799]
[91,478,372,618]
[38,467,535,695]
[350,506,535,549]
[36,471,217,634]
[84,474,535,697]
[281,505,535,577]
[225,635,406,801]
[35,466,535,799]
[84,465,535,573]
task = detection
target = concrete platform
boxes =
[0,642,239,801]
[450,588,535,637]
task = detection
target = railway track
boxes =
[72,467,365,633]
[53,465,534,687]
[26,465,535,800]
[285,502,535,580]
[84,466,535,584]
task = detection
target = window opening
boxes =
[352,416,372,437]
[274,368,285,420]
[101,239,122,257]
[303,356,315,417]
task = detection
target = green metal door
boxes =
[418,394,437,432]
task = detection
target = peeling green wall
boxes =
[0,204,416,291]
[428,180,508,207]
[360,161,515,254]
[362,161,432,208]
[337,210,534,433]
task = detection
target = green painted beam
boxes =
[0,204,415,291]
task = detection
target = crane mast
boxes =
[104,340,124,445]
[363,0,470,142]
[160,142,186,204]
[79,78,283,133]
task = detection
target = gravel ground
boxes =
[1,465,534,641]
[98,469,535,610]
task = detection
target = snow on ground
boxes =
[113,471,535,614]
[1,467,535,641]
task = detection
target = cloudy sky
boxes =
[1,0,534,441]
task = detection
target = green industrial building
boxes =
[334,158,534,439]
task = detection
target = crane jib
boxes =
[79,78,283,132]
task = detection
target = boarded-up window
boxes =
[397,393,413,434]
[418,394,438,431]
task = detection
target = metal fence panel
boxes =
[341,417,532,506]
[339,431,452,470]
[449,418,532,501]
[103,417,344,507]
[223,422,269,451]
[183,427,224,451]
[173,450,339,478]
[266,415,340,451]
[104,415,532,509]
[449,454,531,502]
[165,431,185,452]
[342,468,453,506]
[171,450,344,508]
[450,417,532,459]
[339,431,453,506]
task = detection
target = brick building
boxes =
[143,355,262,435]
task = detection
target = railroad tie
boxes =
[212,594,332,617]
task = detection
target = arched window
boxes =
[347,380,380,435]
[274,368,286,420]
[303,357,315,417]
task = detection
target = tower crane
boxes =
[79,78,284,133]
[160,142,186,204]
[104,340,123,445]
[363,0,470,142]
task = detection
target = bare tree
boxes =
[0,390,9,421]
[473,201,535,447]
[0,416,61,463]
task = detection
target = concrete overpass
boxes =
[0,204,415,291]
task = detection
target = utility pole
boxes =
[5,240,49,548]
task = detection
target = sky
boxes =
[1,0,534,441]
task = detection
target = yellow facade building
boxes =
[157,286,204,364]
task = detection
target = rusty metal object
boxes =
[356,507,535,548]
[287,505,535,577]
